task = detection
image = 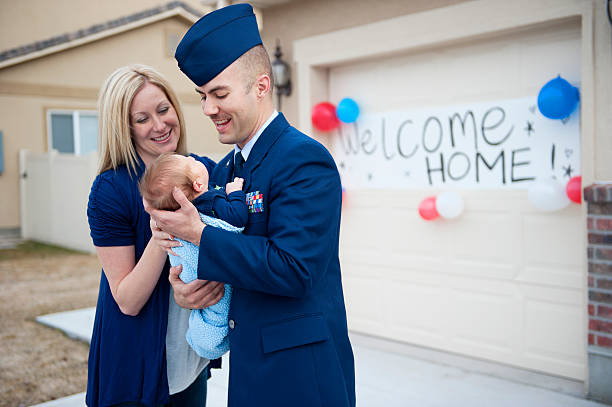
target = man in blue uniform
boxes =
[147,4,355,406]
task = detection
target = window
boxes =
[47,110,98,155]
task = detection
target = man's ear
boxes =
[255,74,271,99]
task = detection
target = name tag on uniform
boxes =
[246,191,264,213]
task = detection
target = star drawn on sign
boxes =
[524,121,535,136]
[562,164,574,178]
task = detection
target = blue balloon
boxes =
[336,98,360,123]
[537,76,580,120]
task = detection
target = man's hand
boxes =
[226,177,244,194]
[145,187,205,246]
[169,265,225,309]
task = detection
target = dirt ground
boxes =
[0,242,101,407]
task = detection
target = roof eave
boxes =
[0,8,199,70]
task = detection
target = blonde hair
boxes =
[97,64,187,175]
[139,153,206,210]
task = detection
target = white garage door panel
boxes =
[524,299,585,378]
[518,266,583,290]
[522,209,584,266]
[342,273,386,333]
[387,281,446,342]
[449,212,518,263]
[451,289,516,350]
[332,20,585,379]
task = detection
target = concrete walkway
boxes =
[32,308,610,407]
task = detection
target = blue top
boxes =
[85,154,215,407]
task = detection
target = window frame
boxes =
[46,109,98,155]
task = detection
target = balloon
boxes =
[527,179,571,211]
[537,75,580,119]
[336,98,360,123]
[435,191,465,219]
[418,196,439,221]
[566,175,582,204]
[311,102,339,132]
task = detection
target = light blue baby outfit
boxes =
[169,213,243,359]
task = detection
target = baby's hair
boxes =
[139,153,202,210]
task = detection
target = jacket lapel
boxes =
[241,113,290,191]
[213,151,235,187]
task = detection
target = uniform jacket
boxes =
[196,113,356,407]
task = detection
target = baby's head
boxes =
[139,153,209,210]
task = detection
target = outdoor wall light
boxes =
[271,40,292,111]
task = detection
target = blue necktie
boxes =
[233,152,245,178]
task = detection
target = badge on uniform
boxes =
[246,191,264,213]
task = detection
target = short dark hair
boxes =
[238,45,274,93]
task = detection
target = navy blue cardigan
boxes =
[86,154,215,407]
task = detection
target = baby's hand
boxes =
[226,177,244,194]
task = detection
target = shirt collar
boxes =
[234,110,278,161]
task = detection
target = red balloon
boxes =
[418,196,439,221]
[311,102,340,132]
[566,175,582,204]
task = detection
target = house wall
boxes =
[259,0,612,179]
[258,0,612,383]
[0,0,209,51]
[259,0,470,131]
[0,17,227,229]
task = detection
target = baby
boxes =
[139,153,248,359]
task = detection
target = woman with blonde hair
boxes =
[86,64,222,407]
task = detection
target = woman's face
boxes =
[130,82,180,167]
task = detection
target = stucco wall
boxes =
[0,0,209,51]
[259,0,470,129]
[592,4,612,180]
[0,16,227,229]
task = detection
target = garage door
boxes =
[330,20,585,380]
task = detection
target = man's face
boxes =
[196,60,260,148]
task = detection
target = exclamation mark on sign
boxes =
[551,144,556,171]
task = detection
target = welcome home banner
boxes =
[332,97,580,189]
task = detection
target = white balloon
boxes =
[435,191,465,219]
[527,179,571,211]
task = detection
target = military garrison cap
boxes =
[175,3,262,86]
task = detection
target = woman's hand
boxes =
[169,265,225,309]
[148,217,181,256]
[145,187,205,246]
